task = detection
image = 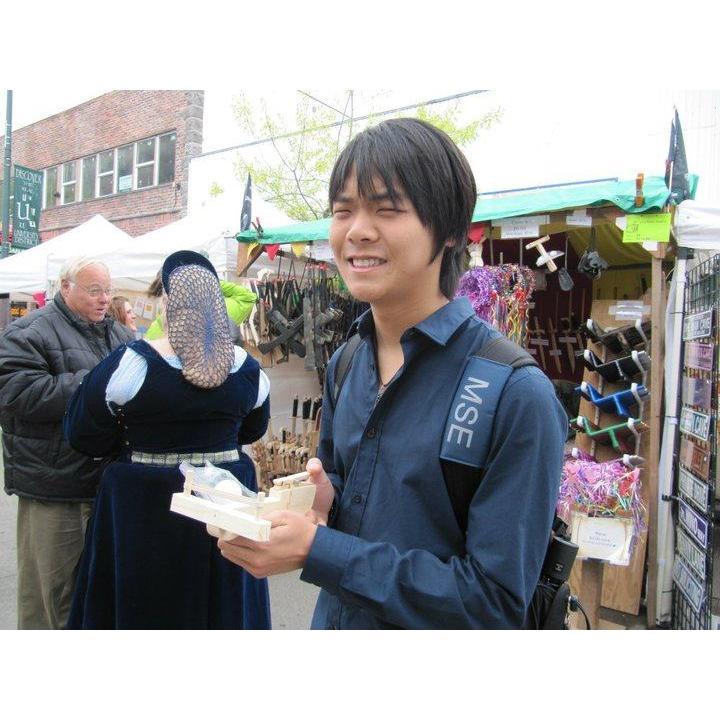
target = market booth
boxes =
[0,214,132,330]
[237,174,710,629]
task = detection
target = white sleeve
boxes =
[254,368,270,409]
[105,347,148,413]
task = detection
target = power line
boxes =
[197,89,489,160]
[297,90,349,118]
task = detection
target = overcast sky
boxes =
[3,88,719,205]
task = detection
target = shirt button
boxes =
[352,494,362,504]
[366,427,376,438]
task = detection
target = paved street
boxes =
[0,354,321,630]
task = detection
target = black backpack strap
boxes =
[443,333,539,534]
[475,335,538,369]
[332,332,363,405]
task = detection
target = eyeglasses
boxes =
[72,284,115,298]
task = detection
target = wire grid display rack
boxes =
[672,253,719,629]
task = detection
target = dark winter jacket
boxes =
[0,292,134,501]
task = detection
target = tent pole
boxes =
[646,243,667,627]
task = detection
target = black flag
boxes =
[240,174,252,231]
[665,108,690,203]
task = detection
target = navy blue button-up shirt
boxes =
[300,297,567,629]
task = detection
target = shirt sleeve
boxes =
[104,347,147,412]
[237,363,270,445]
[220,280,258,325]
[301,366,567,629]
[63,346,127,458]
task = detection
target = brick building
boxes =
[0,90,204,241]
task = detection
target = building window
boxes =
[116,144,134,193]
[158,132,176,185]
[62,161,77,204]
[82,156,97,201]
[98,150,114,197]
[44,167,58,209]
[136,137,156,189]
[42,131,177,209]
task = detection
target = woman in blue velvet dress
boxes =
[64,251,271,629]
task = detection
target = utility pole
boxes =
[1,90,12,258]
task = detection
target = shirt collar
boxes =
[350,297,476,347]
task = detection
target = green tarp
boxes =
[471,176,673,223]
[237,175,698,246]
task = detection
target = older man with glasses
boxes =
[0,256,134,629]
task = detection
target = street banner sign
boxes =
[12,164,42,250]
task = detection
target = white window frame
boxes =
[80,154,98,202]
[61,161,78,205]
[157,132,176,185]
[135,136,157,190]
[97,149,115,198]
[116,143,135,194]
[43,166,59,209]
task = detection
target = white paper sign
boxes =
[305,243,335,262]
[566,209,592,227]
[494,215,549,239]
[133,298,145,318]
[570,513,634,566]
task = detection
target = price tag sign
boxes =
[622,212,671,243]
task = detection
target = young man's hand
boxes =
[306,457,335,524]
[217,510,320,578]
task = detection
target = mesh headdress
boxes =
[162,252,234,389]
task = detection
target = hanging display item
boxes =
[584,317,651,354]
[571,415,648,453]
[239,258,368,383]
[525,235,562,272]
[579,348,651,382]
[678,436,711,482]
[683,341,714,371]
[679,406,712,443]
[682,308,713,341]
[577,382,649,417]
[577,226,609,279]
[672,253,717,630]
[455,263,536,346]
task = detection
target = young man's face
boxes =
[329,171,444,308]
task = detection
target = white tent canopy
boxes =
[86,214,235,293]
[87,193,294,291]
[0,214,131,294]
[673,200,720,250]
